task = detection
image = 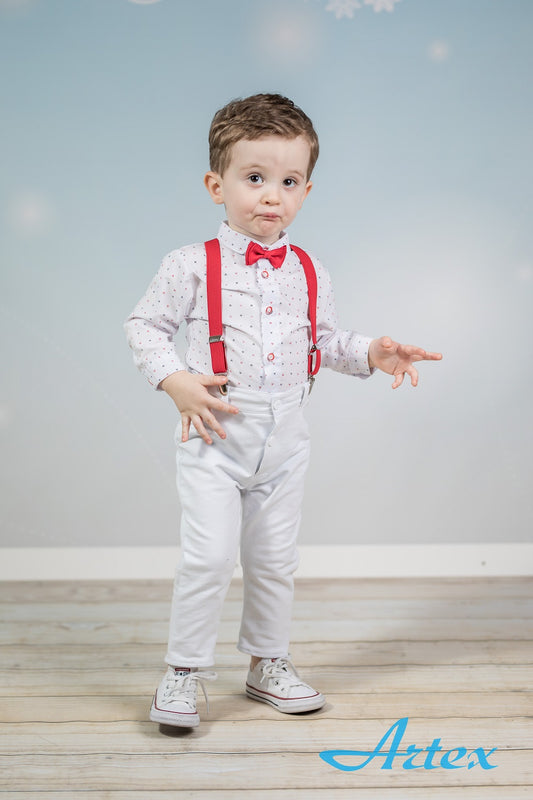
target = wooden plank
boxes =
[292,618,533,643]
[1,751,531,791]
[290,576,533,601]
[0,579,176,604]
[8,789,533,800]
[2,577,531,604]
[2,639,531,669]
[0,717,530,754]
[2,618,531,646]
[3,596,532,622]
[2,692,532,724]
[0,663,530,697]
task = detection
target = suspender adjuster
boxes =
[209,335,224,344]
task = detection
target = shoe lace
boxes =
[259,657,306,688]
[163,670,217,714]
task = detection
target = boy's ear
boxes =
[299,180,313,208]
[204,171,225,205]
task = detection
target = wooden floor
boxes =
[1,577,532,799]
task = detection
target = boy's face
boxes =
[204,135,313,245]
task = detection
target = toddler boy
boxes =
[125,93,441,728]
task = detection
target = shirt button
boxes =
[267,353,275,361]
[265,306,273,315]
[261,270,269,279]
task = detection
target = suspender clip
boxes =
[308,344,321,383]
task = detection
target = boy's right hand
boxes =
[159,371,239,445]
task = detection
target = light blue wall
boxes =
[1,0,532,547]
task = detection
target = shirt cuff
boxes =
[352,334,374,378]
[146,354,187,390]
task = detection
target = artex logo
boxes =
[319,717,498,772]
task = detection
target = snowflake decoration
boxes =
[364,0,401,11]
[325,0,401,17]
[428,40,450,62]
[325,0,361,19]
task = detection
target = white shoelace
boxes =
[259,657,307,689]
[163,670,217,714]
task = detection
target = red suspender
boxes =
[204,239,321,388]
[205,239,228,391]
[290,244,322,383]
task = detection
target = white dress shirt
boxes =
[125,222,373,392]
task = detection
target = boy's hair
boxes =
[209,93,319,179]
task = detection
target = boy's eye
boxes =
[283,178,297,187]
[248,174,263,184]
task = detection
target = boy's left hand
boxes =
[368,336,442,389]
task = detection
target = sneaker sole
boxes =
[246,685,325,714]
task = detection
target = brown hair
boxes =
[208,93,319,179]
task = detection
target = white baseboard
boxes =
[0,544,532,581]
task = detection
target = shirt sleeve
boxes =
[124,250,196,389]
[314,258,374,378]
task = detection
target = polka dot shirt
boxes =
[125,222,373,392]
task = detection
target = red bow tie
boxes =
[245,241,287,269]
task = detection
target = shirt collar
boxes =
[217,221,290,255]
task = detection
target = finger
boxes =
[211,398,239,415]
[192,415,213,445]
[401,345,428,360]
[199,373,229,386]
[181,415,191,443]
[391,372,404,389]
[404,346,443,362]
[410,351,443,364]
[196,374,239,413]
[408,365,419,387]
[204,412,227,440]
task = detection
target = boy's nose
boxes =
[261,184,281,204]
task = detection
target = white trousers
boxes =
[165,383,311,667]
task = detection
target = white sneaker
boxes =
[150,666,217,727]
[246,657,325,714]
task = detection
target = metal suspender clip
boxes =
[208,336,228,393]
[308,344,320,393]
[308,345,316,393]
